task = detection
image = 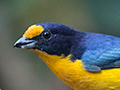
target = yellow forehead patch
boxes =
[23,25,44,39]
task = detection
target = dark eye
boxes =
[42,31,51,39]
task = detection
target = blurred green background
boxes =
[1,0,120,90]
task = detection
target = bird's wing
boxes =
[97,48,120,68]
[84,47,120,72]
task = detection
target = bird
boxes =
[14,22,120,90]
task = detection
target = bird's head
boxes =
[14,22,78,57]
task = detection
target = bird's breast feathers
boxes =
[30,49,120,90]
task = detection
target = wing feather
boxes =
[96,48,120,69]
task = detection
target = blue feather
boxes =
[81,32,120,72]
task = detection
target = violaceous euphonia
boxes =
[14,22,120,90]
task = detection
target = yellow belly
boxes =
[31,49,120,90]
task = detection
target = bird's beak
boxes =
[14,36,37,49]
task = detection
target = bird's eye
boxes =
[42,31,51,39]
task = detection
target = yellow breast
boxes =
[31,49,120,90]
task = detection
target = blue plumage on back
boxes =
[81,32,120,72]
